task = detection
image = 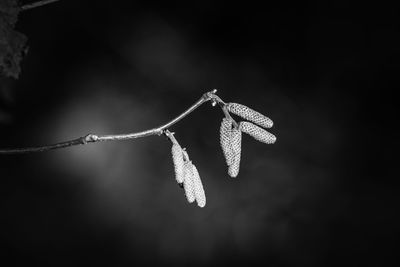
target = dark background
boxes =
[1,1,399,266]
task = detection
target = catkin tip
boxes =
[228,164,239,178]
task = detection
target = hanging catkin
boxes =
[191,164,206,208]
[171,143,185,184]
[183,161,196,203]
[220,118,234,167]
[240,121,276,144]
[228,127,242,178]
[227,103,273,129]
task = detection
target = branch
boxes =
[21,0,61,11]
[0,89,223,154]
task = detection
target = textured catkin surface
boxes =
[240,121,276,144]
[227,103,273,129]
[191,164,206,208]
[220,118,234,166]
[171,143,185,184]
[183,162,195,203]
[228,127,242,177]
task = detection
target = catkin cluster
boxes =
[168,131,206,208]
[165,96,276,208]
[220,103,276,177]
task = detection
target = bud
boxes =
[183,161,196,203]
[171,143,185,184]
[192,164,206,208]
[227,127,242,178]
[220,118,234,166]
[240,121,276,144]
[227,103,273,129]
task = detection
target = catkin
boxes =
[183,161,196,203]
[220,118,234,166]
[228,127,242,178]
[240,121,276,144]
[227,103,273,129]
[171,143,185,184]
[191,164,206,208]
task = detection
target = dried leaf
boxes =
[0,0,28,78]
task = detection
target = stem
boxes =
[221,104,239,129]
[0,90,225,154]
[21,0,61,11]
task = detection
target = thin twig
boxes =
[21,0,61,11]
[0,89,224,154]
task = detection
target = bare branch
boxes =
[21,0,61,11]
[0,89,224,154]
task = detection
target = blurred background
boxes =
[0,1,399,266]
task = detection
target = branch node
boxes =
[156,129,164,136]
[84,134,99,143]
[205,89,225,107]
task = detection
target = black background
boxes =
[0,1,399,266]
